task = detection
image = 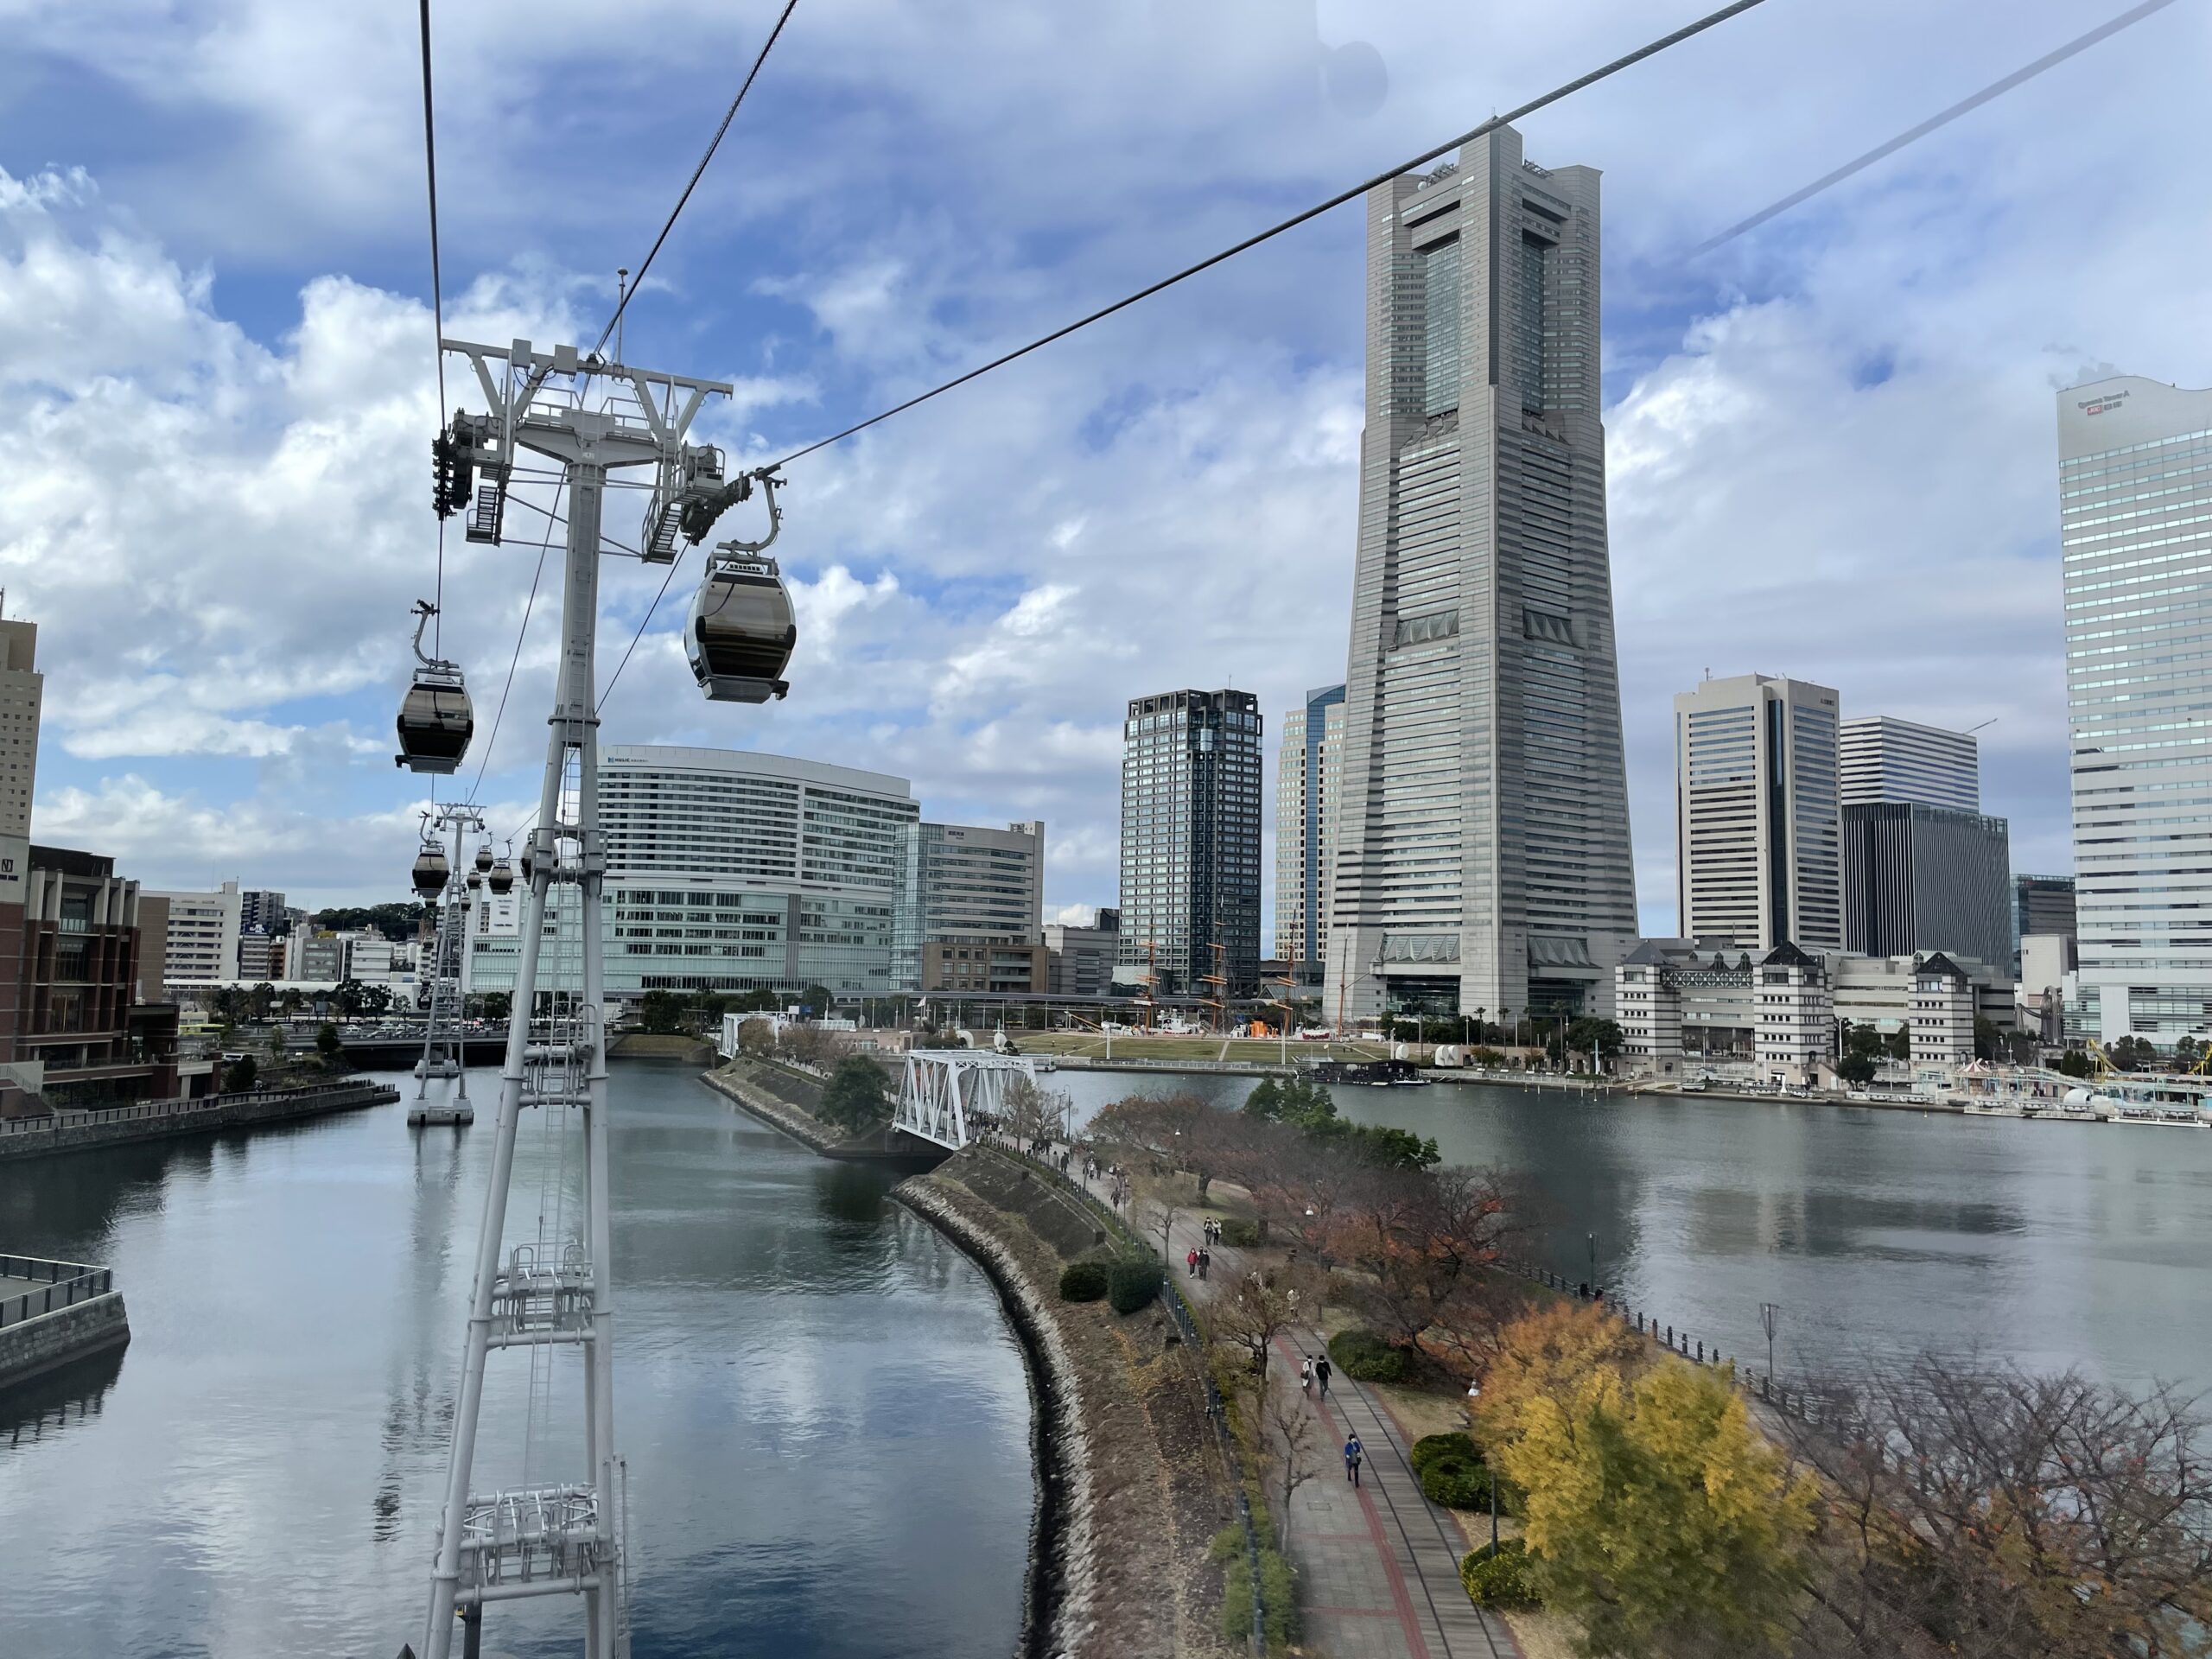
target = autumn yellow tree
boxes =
[1473,1300,1645,1451]
[1492,1355,1816,1658]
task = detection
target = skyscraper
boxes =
[1674,673,1842,950]
[1839,716,1979,810]
[1118,689,1262,997]
[0,613,43,843]
[1325,124,1637,1024]
[1840,803,2012,968]
[2061,375,2212,1039]
[1273,683,1344,978]
[2012,874,2075,975]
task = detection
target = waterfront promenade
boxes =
[1035,1140,1519,1659]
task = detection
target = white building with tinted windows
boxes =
[469,747,919,1005]
[1674,674,1841,950]
[2061,376,2212,1040]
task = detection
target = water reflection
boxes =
[1046,1069,2212,1391]
[0,1064,1033,1659]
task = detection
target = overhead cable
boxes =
[465,476,563,806]
[596,551,689,714]
[766,0,1771,471]
[416,0,449,657]
[1690,0,2183,255]
[590,0,802,359]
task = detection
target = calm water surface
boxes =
[0,1063,1033,1659]
[1052,1070,2212,1393]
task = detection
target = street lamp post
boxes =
[1586,1230,1597,1294]
[1760,1300,1782,1398]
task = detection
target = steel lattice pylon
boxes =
[418,338,734,1659]
[410,804,485,1127]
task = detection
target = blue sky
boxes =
[2,0,2207,931]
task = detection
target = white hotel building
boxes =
[2061,376,2212,1041]
[469,747,918,1004]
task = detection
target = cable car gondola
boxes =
[395,600,474,773]
[488,853,515,895]
[412,843,450,899]
[687,547,794,703]
[474,844,494,874]
[466,868,483,893]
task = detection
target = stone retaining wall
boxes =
[895,1148,1234,1659]
[0,1292,130,1387]
[0,1083,399,1162]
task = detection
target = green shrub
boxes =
[1221,1543,1300,1648]
[1107,1256,1164,1314]
[1419,1453,1491,1510]
[1411,1432,1475,1475]
[1058,1260,1109,1302]
[1328,1327,1410,1383]
[1217,1217,1263,1248]
[1459,1538,1539,1609]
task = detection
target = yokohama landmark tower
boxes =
[1324,124,1637,1025]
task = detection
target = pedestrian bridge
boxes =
[893,1050,1037,1151]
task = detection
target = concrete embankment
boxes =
[0,1081,400,1162]
[702,1059,925,1161]
[607,1032,718,1063]
[894,1147,1235,1659]
[0,1260,130,1389]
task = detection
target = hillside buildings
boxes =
[1674,673,1843,951]
[1325,124,1637,1024]
[2060,375,2212,1040]
[1117,689,1263,997]
[1273,684,1344,982]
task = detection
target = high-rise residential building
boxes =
[0,613,43,844]
[1325,124,1637,1024]
[893,820,1045,989]
[238,888,289,938]
[2061,376,2212,1039]
[1118,689,1263,997]
[144,880,242,992]
[1840,803,2012,969]
[1274,684,1345,976]
[468,746,919,1004]
[1674,674,1842,950]
[1839,716,1979,810]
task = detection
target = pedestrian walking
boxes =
[1186,1247,1199,1277]
[1197,1247,1211,1281]
[1344,1434,1363,1486]
[1314,1353,1332,1397]
[1300,1357,1314,1393]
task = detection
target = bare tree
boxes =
[1211,1270,1300,1385]
[1783,1355,2212,1659]
[1263,1374,1323,1547]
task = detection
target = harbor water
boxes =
[0,1063,1033,1659]
[1048,1069,2212,1394]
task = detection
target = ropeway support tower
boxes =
[411,804,486,1127]
[418,338,736,1659]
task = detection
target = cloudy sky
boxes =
[2,0,2206,931]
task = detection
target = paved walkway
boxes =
[1031,1141,1517,1659]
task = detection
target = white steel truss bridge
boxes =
[893,1051,1037,1150]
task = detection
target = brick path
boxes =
[1051,1145,1518,1659]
